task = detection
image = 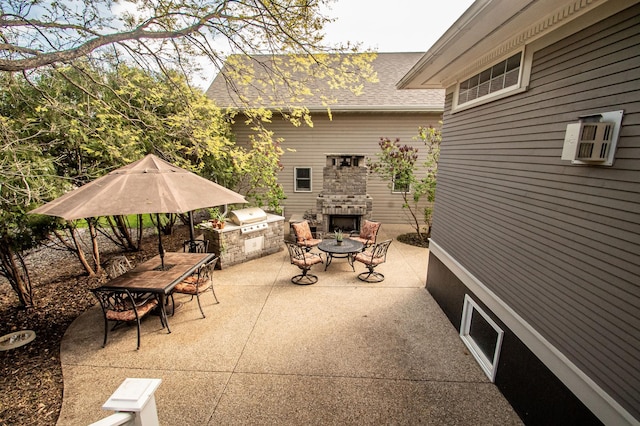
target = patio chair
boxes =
[291,220,322,251]
[349,220,381,247]
[353,239,392,282]
[91,288,160,350]
[183,239,209,253]
[285,241,324,285]
[171,256,219,318]
[105,255,133,279]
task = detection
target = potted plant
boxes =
[335,229,344,246]
[208,207,226,229]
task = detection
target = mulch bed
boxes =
[0,225,190,426]
[396,232,430,248]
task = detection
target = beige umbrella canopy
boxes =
[31,154,247,266]
[31,154,246,220]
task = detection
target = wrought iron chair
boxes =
[105,255,133,279]
[171,257,219,318]
[349,220,381,247]
[285,241,324,285]
[183,239,209,253]
[91,288,160,350]
[291,220,322,251]
[353,239,392,282]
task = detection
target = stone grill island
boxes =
[201,207,284,269]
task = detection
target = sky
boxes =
[197,0,475,89]
[321,0,475,53]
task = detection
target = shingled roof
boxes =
[205,52,444,113]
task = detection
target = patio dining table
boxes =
[98,252,215,333]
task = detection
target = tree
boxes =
[417,124,442,239]
[0,1,327,69]
[368,125,441,244]
[0,0,378,303]
[0,1,373,88]
[0,115,59,307]
[2,0,377,211]
[1,1,377,133]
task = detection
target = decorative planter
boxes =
[0,330,36,351]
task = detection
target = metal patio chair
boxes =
[183,239,209,253]
[291,220,322,251]
[349,220,381,247]
[105,255,133,279]
[353,239,392,282]
[171,256,219,318]
[285,241,324,285]
[91,288,160,350]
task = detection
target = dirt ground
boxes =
[0,225,191,426]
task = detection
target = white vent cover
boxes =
[561,110,623,166]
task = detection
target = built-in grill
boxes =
[229,207,268,233]
[202,206,284,269]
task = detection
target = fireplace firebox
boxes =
[329,215,360,233]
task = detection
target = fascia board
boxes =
[398,0,613,90]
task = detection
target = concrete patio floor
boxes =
[57,224,523,425]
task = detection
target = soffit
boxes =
[398,0,610,90]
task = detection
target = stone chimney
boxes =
[315,154,373,233]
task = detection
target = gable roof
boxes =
[206,52,444,113]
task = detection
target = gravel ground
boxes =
[0,225,191,426]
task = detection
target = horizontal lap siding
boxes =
[432,5,640,419]
[232,112,440,224]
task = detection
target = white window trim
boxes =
[392,175,410,194]
[452,49,532,113]
[460,294,504,382]
[294,167,312,192]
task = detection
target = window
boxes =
[392,172,410,193]
[294,167,312,192]
[460,295,504,382]
[456,52,522,108]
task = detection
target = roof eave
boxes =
[398,0,622,90]
[311,105,444,113]
[224,105,444,114]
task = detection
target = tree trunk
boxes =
[136,214,144,249]
[101,215,139,251]
[87,218,101,274]
[0,242,33,308]
[115,215,138,250]
[402,191,426,242]
[53,227,97,276]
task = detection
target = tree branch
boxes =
[0,11,225,71]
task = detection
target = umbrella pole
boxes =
[156,213,165,269]
[188,211,195,241]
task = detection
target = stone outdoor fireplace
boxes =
[314,154,373,234]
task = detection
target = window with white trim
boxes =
[392,172,410,193]
[294,167,312,192]
[456,52,522,108]
[460,295,504,382]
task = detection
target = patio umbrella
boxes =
[31,154,247,267]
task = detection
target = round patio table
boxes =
[317,238,364,271]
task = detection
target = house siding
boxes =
[427,252,604,425]
[231,112,441,225]
[429,4,640,424]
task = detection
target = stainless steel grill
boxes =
[229,207,268,233]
